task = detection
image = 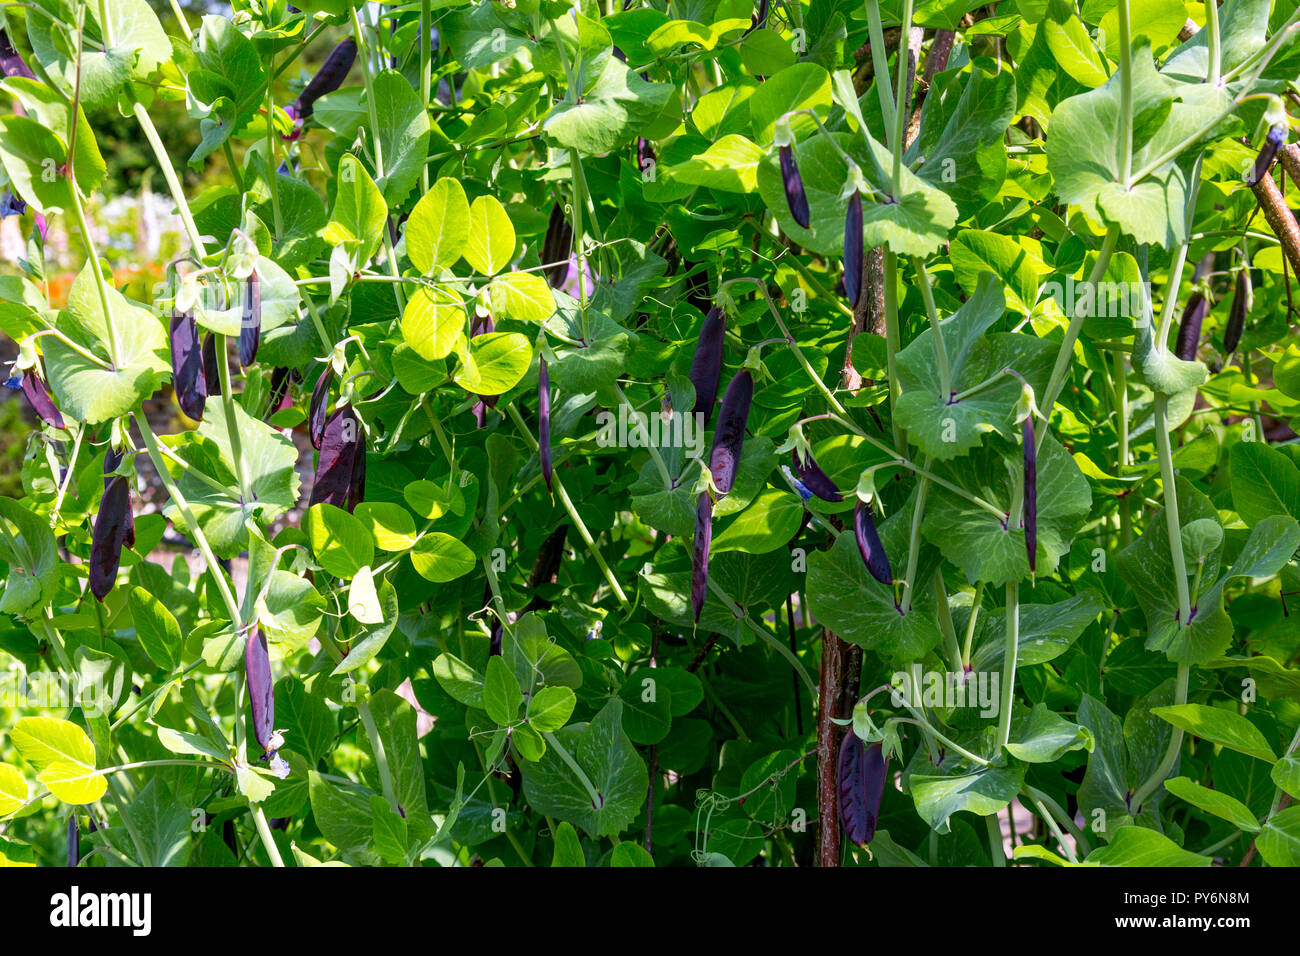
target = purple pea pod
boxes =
[489,619,503,657]
[349,430,367,508]
[309,405,364,511]
[169,309,207,422]
[636,137,656,180]
[20,371,64,429]
[780,145,811,229]
[239,271,261,368]
[308,366,333,449]
[0,29,34,79]
[844,192,864,309]
[539,356,552,494]
[293,38,357,121]
[1248,125,1287,187]
[709,369,754,495]
[202,334,223,396]
[837,733,887,848]
[853,498,893,586]
[1223,268,1249,354]
[691,491,712,623]
[67,815,79,867]
[542,204,573,289]
[689,306,726,426]
[1174,292,1208,362]
[744,0,770,34]
[245,627,290,779]
[103,447,135,549]
[89,476,132,601]
[1023,416,1037,574]
[791,450,842,502]
[469,315,499,428]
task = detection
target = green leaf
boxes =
[609,842,655,866]
[120,778,192,866]
[922,434,1091,585]
[0,497,59,617]
[909,752,1026,834]
[488,272,557,324]
[410,532,476,583]
[1150,704,1277,762]
[1084,826,1211,866]
[1164,777,1260,832]
[401,286,466,361]
[167,399,301,558]
[405,177,471,273]
[551,820,585,866]
[1272,755,1300,800]
[308,771,377,856]
[127,586,183,671]
[453,332,532,395]
[1256,805,1300,867]
[806,498,944,662]
[43,261,170,425]
[1005,703,1094,762]
[366,70,431,206]
[528,686,577,733]
[463,195,515,275]
[432,653,485,709]
[544,56,673,154]
[1229,441,1300,525]
[711,489,804,554]
[324,155,387,261]
[519,699,648,838]
[0,764,29,817]
[484,655,523,726]
[305,503,375,579]
[895,274,1056,459]
[665,134,764,193]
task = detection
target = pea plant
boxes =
[0,0,1299,870]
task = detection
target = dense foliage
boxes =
[2,0,1300,869]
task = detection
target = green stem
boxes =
[505,402,631,611]
[544,732,601,807]
[1117,0,1133,186]
[913,257,950,398]
[133,102,206,257]
[1038,223,1120,450]
[1154,394,1192,624]
[264,80,284,239]
[890,0,914,193]
[962,582,983,667]
[1129,664,1190,812]
[996,580,1019,751]
[933,575,963,675]
[1025,785,1092,856]
[1205,0,1221,86]
[864,0,896,141]
[214,335,253,506]
[899,475,929,610]
[987,814,1006,866]
[613,383,672,489]
[883,251,906,450]
[1031,796,1078,863]
[357,696,402,815]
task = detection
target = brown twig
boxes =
[1252,170,1300,276]
[816,627,848,866]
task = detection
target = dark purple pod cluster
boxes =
[791,450,842,502]
[308,366,333,449]
[1248,125,1287,187]
[1023,417,1037,574]
[169,309,207,421]
[844,192,864,309]
[89,474,132,601]
[542,204,573,289]
[245,627,290,779]
[853,498,892,586]
[1223,269,1248,354]
[293,38,357,121]
[636,137,656,181]
[308,405,366,512]
[0,29,34,79]
[539,356,552,493]
[709,370,754,495]
[239,271,261,368]
[691,491,712,623]
[689,306,726,426]
[780,145,811,229]
[21,371,64,429]
[837,733,887,848]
